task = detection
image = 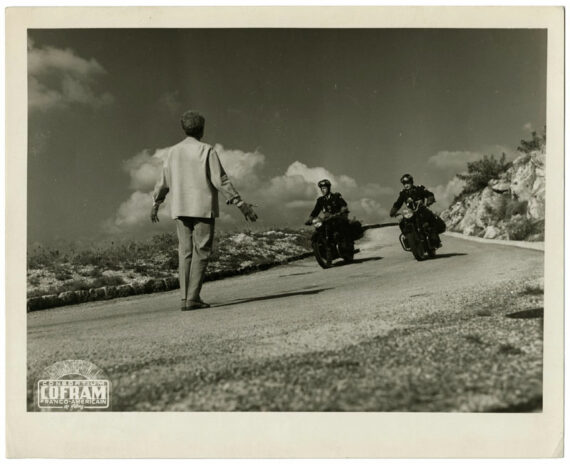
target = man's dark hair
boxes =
[181,111,205,138]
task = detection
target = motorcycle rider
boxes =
[305,179,352,258]
[305,179,349,225]
[389,174,443,247]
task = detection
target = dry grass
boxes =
[27,229,312,298]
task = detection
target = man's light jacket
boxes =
[152,137,240,219]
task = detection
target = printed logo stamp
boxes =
[35,359,111,411]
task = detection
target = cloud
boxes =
[122,148,169,191]
[353,198,387,217]
[214,144,265,190]
[28,40,114,111]
[105,145,394,235]
[358,183,395,197]
[427,177,466,212]
[106,145,266,234]
[285,200,315,209]
[102,191,171,235]
[255,162,392,224]
[428,146,519,173]
[428,151,483,171]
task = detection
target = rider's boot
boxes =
[325,246,333,265]
[431,232,442,248]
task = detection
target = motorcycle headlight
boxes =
[403,209,413,219]
[314,221,323,228]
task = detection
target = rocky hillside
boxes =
[441,147,545,241]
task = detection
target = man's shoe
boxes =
[182,300,211,311]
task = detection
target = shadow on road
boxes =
[431,252,468,259]
[213,287,333,308]
[279,271,316,278]
[487,395,542,412]
[351,256,383,264]
[333,256,383,267]
[506,307,543,319]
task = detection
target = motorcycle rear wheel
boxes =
[312,239,333,269]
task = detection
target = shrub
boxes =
[53,266,73,281]
[517,128,546,154]
[133,263,150,275]
[28,247,62,269]
[506,217,542,241]
[486,197,529,223]
[58,279,91,292]
[88,267,103,278]
[92,275,126,288]
[165,251,178,270]
[505,199,528,219]
[484,195,508,222]
[151,232,178,250]
[456,153,510,195]
[27,288,48,298]
[28,278,92,297]
[71,249,103,267]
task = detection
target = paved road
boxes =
[27,227,544,410]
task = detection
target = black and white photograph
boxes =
[6,5,564,459]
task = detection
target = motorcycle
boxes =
[396,199,441,261]
[309,212,360,269]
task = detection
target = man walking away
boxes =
[151,110,257,311]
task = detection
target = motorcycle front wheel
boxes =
[338,240,355,263]
[312,238,333,269]
[406,232,425,261]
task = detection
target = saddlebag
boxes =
[349,220,364,241]
[434,215,447,233]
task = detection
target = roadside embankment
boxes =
[26,252,313,312]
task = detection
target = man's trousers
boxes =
[176,217,215,303]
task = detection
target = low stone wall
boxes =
[27,252,314,313]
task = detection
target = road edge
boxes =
[443,231,544,251]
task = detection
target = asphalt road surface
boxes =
[27,227,544,411]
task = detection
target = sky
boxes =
[27,28,546,244]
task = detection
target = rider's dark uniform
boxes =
[310,192,348,218]
[309,192,351,244]
[390,185,434,214]
[390,185,441,236]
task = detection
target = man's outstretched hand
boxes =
[150,204,160,223]
[239,202,258,222]
[238,202,258,222]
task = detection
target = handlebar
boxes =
[405,199,426,211]
[323,212,348,220]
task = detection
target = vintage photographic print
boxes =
[6,6,564,458]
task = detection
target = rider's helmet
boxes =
[318,179,332,188]
[400,173,414,185]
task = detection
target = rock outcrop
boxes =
[440,148,545,241]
